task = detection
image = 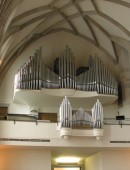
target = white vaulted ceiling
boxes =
[0,0,130,83]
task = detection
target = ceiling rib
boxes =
[99,12,130,37]
[104,0,130,8]
[70,0,99,45]
[0,0,23,42]
[111,41,118,62]
[50,0,61,6]
[21,11,58,29]
[11,5,96,26]
[91,0,130,37]
[11,5,50,24]
[46,28,96,45]
[60,12,78,34]
[83,18,99,45]
[3,11,58,44]
[84,15,118,62]
[50,0,85,6]
[49,5,78,34]
[82,11,97,15]
[84,15,111,39]
[59,2,74,11]
[12,0,88,25]
[98,45,117,64]
[4,12,95,46]
[71,0,119,63]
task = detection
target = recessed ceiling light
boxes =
[55,157,80,163]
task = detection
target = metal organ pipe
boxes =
[58,96,72,128]
[91,99,103,129]
[58,98,103,129]
[59,46,76,89]
[76,54,118,95]
[14,46,118,96]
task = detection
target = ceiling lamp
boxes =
[55,157,80,163]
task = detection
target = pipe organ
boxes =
[14,46,118,96]
[58,96,103,129]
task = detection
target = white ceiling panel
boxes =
[53,22,73,31]
[79,0,95,11]
[15,0,52,16]
[90,15,130,40]
[9,20,43,51]
[123,0,130,2]
[1,37,13,60]
[91,23,116,60]
[12,9,54,26]
[71,17,94,40]
[54,0,70,8]
[63,5,79,16]
[31,14,63,34]
[96,0,130,31]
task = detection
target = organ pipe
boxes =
[58,96,72,128]
[58,97,103,129]
[14,46,118,96]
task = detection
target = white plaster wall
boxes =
[85,152,102,170]
[0,122,130,147]
[85,150,130,170]
[102,150,130,170]
[0,149,51,170]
